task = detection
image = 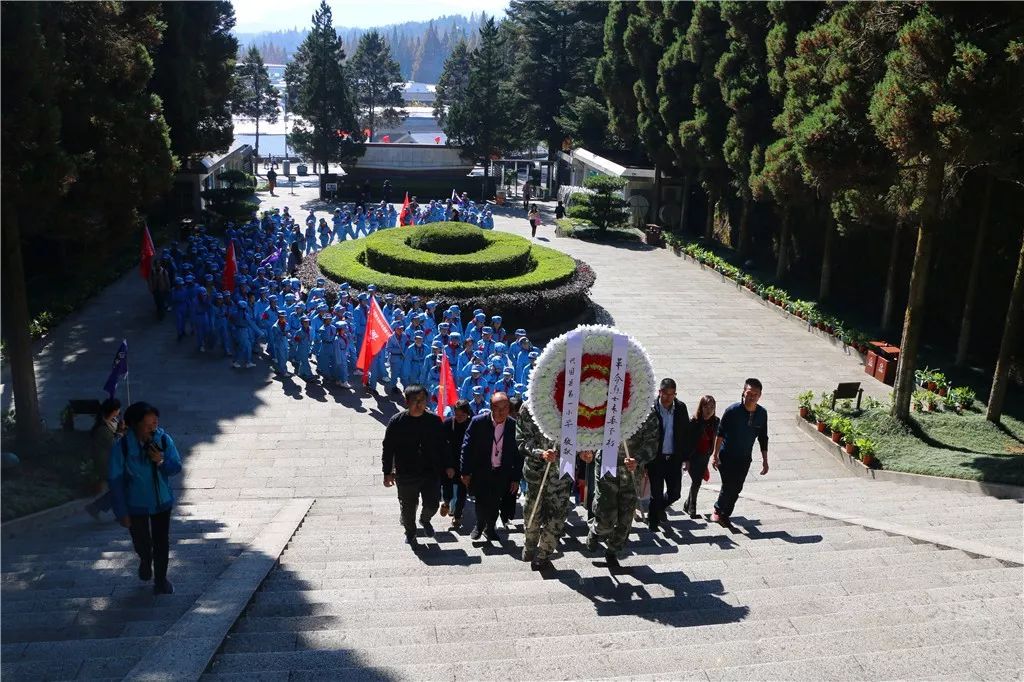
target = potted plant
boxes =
[914,367,933,389]
[797,390,814,419]
[926,391,939,412]
[815,409,831,433]
[858,439,878,468]
[912,389,928,412]
[932,372,949,397]
[947,386,976,413]
[831,416,852,443]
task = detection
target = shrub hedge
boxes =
[362,224,532,280]
[305,222,596,333]
[318,223,576,295]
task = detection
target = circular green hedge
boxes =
[363,225,532,280]
[318,222,577,296]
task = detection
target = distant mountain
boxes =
[235,13,490,82]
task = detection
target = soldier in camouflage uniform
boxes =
[586,411,660,567]
[518,406,589,571]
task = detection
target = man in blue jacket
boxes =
[460,392,521,542]
[108,402,182,595]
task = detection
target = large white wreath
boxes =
[526,324,656,449]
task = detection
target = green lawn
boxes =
[847,407,1024,486]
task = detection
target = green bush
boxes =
[407,225,489,254]
[362,224,532,280]
[317,223,577,296]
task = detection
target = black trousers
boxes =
[714,457,752,519]
[441,475,467,518]
[647,454,683,527]
[130,510,171,583]
[499,485,519,524]
[471,470,510,533]
[684,453,711,512]
[396,473,440,536]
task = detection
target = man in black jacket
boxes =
[460,392,521,542]
[647,378,689,533]
[382,385,449,545]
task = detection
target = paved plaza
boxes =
[1,183,1021,680]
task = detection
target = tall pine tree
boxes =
[286,0,358,170]
[349,30,406,140]
[434,40,470,128]
[231,45,279,158]
[148,1,237,161]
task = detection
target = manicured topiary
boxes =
[305,222,595,334]
[362,225,533,280]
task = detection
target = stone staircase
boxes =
[204,497,1023,681]
[0,501,288,680]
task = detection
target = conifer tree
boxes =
[286,0,358,170]
[231,45,279,158]
[349,30,407,140]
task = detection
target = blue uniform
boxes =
[292,327,314,378]
[384,331,409,391]
[269,322,291,374]
[402,341,429,386]
[316,326,337,381]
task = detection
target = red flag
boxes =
[363,128,372,140]
[434,136,441,144]
[438,352,458,416]
[140,225,155,280]
[355,296,393,384]
[399,192,411,226]
[222,241,237,292]
[381,135,391,143]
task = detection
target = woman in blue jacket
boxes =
[108,402,182,595]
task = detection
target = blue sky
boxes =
[233,0,509,33]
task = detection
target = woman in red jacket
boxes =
[683,395,719,518]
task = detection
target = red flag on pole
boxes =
[140,225,155,280]
[399,192,411,226]
[434,136,441,144]
[381,135,391,143]
[355,296,393,384]
[222,241,237,292]
[438,352,459,417]
[363,128,372,140]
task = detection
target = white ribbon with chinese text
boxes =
[599,333,629,479]
[558,330,583,479]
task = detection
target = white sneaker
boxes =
[340,381,351,388]
[245,362,257,368]
[232,361,242,368]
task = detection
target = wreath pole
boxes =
[527,459,553,531]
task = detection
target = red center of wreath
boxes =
[554,353,633,430]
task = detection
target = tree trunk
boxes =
[737,197,751,258]
[775,207,791,280]
[254,116,260,160]
[652,165,661,227]
[986,228,1024,424]
[955,173,994,367]
[818,213,834,301]
[880,224,902,330]
[679,174,691,234]
[0,208,43,445]
[891,156,944,422]
[703,188,716,240]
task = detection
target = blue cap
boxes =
[300,315,310,323]
[450,332,461,340]
[174,277,184,285]
[438,322,450,330]
[471,364,482,373]
[340,282,350,290]
[426,300,437,307]
[472,386,484,395]
[482,326,493,334]
[529,351,539,358]
[269,294,278,301]
[384,293,394,300]
[475,312,486,321]
[316,277,325,285]
[357,293,368,301]
[237,299,248,308]
[431,340,442,348]
[413,331,424,339]
[503,367,513,376]
[491,315,502,323]
[277,310,286,317]
[494,342,507,353]
[410,296,420,303]
[367,284,377,292]
[515,328,527,336]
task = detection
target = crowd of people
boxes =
[383,378,770,571]
[145,200,540,407]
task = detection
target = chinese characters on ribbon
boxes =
[599,334,629,478]
[559,331,583,479]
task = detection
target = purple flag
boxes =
[102,339,128,399]
[260,247,282,268]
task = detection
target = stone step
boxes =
[222,595,1022,655]
[260,563,1022,611]
[1,654,138,681]
[207,615,1014,676]
[260,556,1006,594]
